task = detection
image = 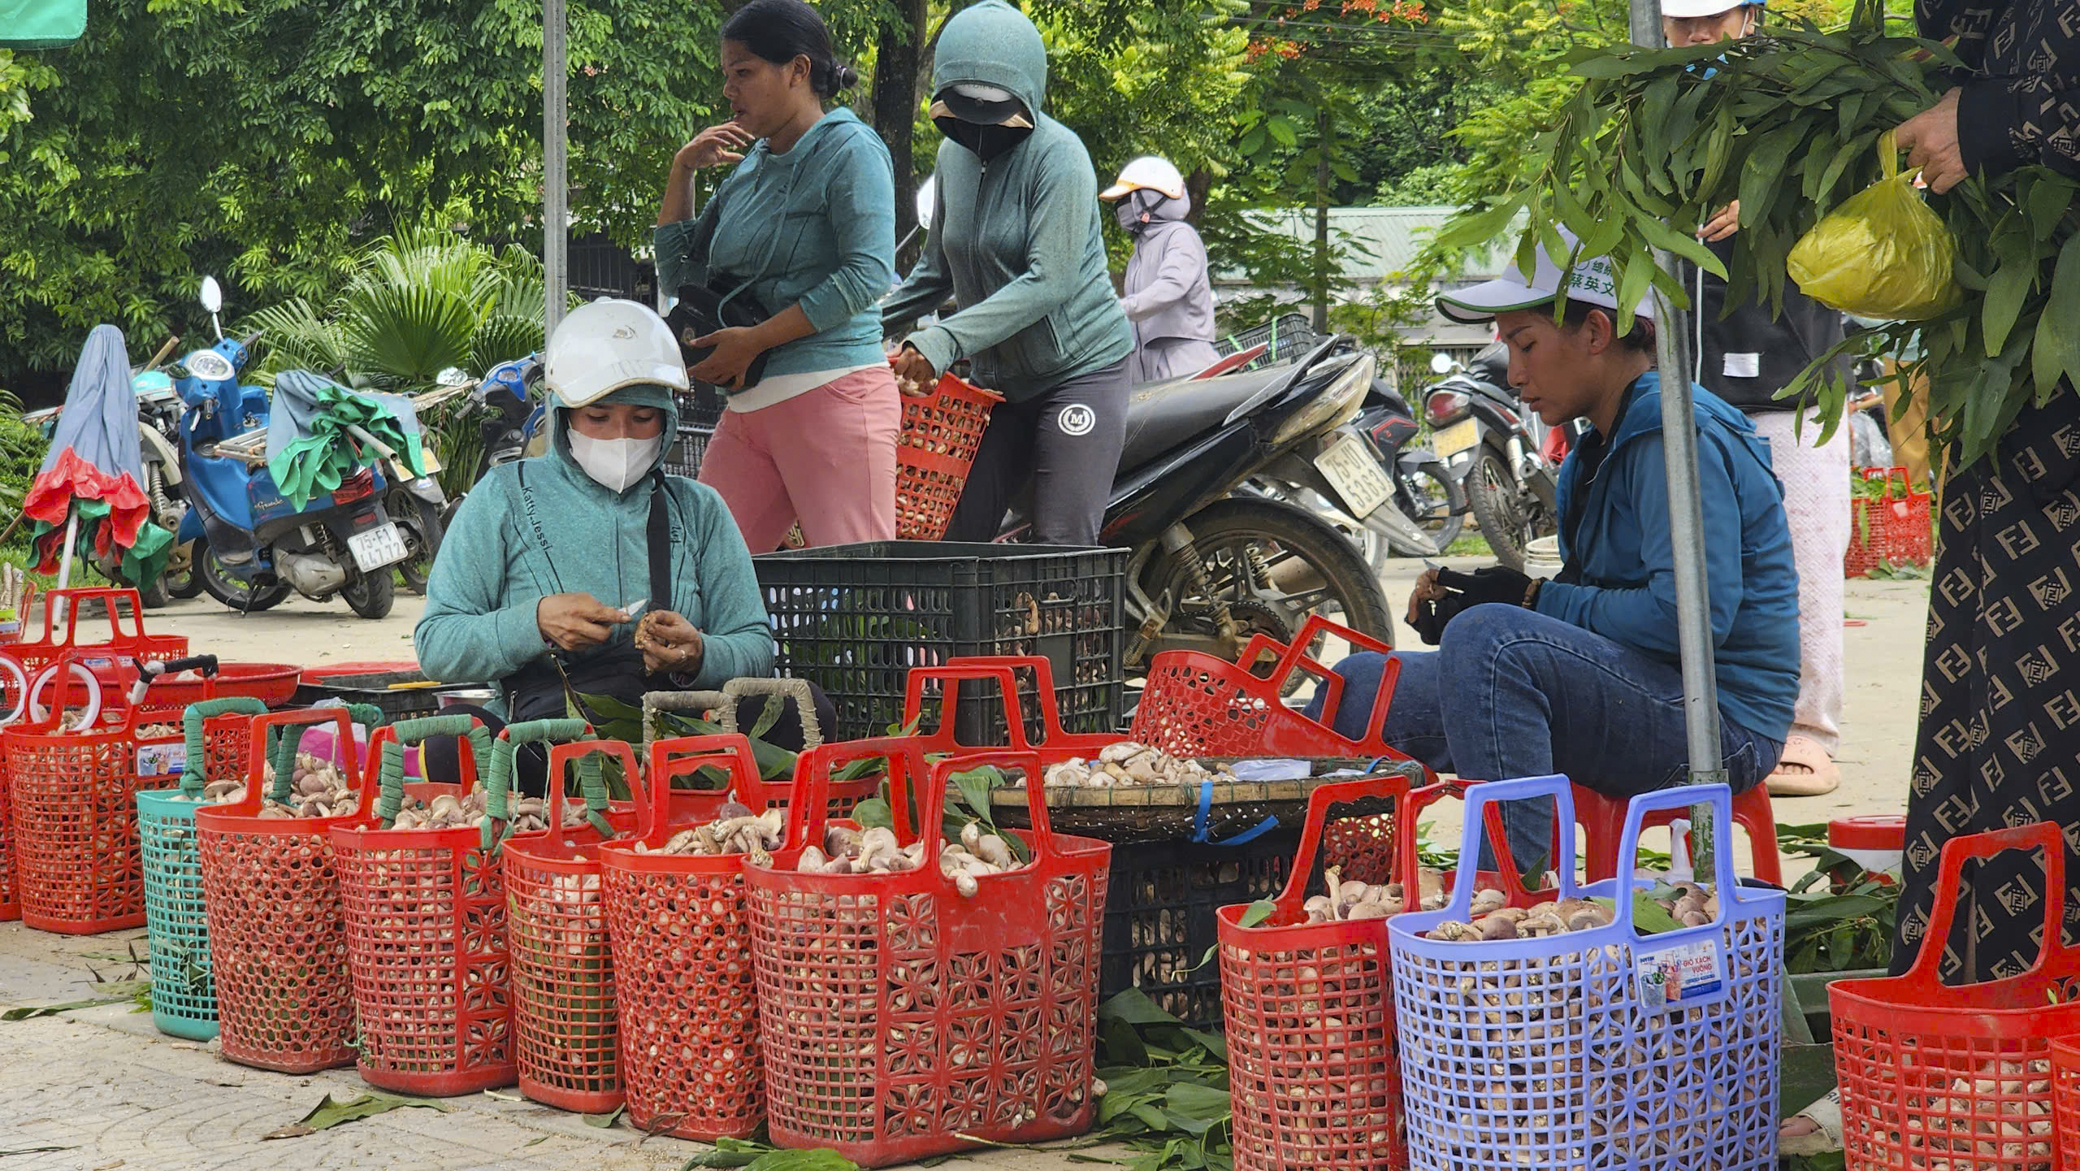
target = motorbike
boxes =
[466,352,548,479]
[171,277,409,619]
[1250,372,1468,569]
[1422,342,1561,572]
[1000,335,1396,669]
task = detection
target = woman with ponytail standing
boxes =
[654,0,899,551]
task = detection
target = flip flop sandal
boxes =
[1780,1088,1842,1156]
[1766,733,1840,797]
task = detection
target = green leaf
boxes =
[849,796,893,831]
[748,693,786,741]
[742,1151,862,1171]
[1,982,149,1021]
[263,1092,449,1139]
[2034,238,2080,395]
[1098,988,1187,1029]
[1630,894,1685,936]
[1236,899,1277,929]
[583,1105,625,1128]
[1265,116,1297,149]
[1982,255,2035,356]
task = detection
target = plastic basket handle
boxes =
[1441,774,1578,918]
[236,706,366,813]
[641,733,764,844]
[924,749,1059,867]
[1268,772,1415,915]
[177,696,269,798]
[902,660,1045,750]
[367,714,493,827]
[488,719,594,849]
[1611,784,1740,936]
[541,740,635,840]
[1255,614,1393,698]
[944,654,1071,737]
[1402,777,1535,904]
[641,688,727,745]
[790,734,931,853]
[718,677,823,749]
[43,587,148,649]
[1898,821,2068,993]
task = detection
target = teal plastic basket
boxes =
[137,696,269,1041]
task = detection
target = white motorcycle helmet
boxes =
[1100,156,1187,203]
[543,298,688,409]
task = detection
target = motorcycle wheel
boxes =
[198,548,292,613]
[1143,497,1394,664]
[342,571,396,620]
[1468,441,1533,573]
[137,574,170,609]
[166,551,204,600]
[1397,460,1466,554]
[395,493,445,596]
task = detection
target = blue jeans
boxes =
[1302,604,1784,871]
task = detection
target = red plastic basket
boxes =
[6,653,214,933]
[331,714,517,1096]
[1831,822,2079,1168]
[2057,1035,2080,1168]
[1218,778,1537,1171]
[196,706,383,1074]
[745,742,1111,1167]
[7,587,187,689]
[601,734,776,1141]
[1846,466,1933,578]
[895,370,998,542]
[501,725,634,1114]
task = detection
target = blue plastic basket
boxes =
[136,696,270,1040]
[1386,776,1784,1170]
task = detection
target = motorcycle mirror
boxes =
[435,366,471,387]
[915,174,936,233]
[1428,351,1454,376]
[199,276,225,341]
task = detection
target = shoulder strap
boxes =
[647,471,671,614]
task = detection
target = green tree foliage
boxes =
[0,0,724,389]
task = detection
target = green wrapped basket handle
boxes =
[177,697,270,798]
[377,714,494,829]
[260,703,385,804]
[489,719,606,845]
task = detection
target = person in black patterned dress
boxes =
[1889,0,2080,983]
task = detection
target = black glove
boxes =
[1409,566,1542,647]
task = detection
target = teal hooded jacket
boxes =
[880,0,1133,401]
[654,108,895,389]
[413,384,776,693]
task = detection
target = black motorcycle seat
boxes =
[1117,365,1291,473]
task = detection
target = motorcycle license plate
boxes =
[346,523,409,572]
[1316,432,1396,520]
[1433,418,1482,459]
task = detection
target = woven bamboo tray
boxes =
[986,757,1426,844]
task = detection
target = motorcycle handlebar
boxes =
[237,330,264,350]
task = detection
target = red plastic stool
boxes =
[1574,782,1782,886]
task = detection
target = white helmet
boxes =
[1660,0,1760,16]
[1101,156,1187,203]
[543,298,688,409]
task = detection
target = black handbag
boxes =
[667,279,773,390]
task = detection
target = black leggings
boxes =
[944,357,1129,546]
[421,685,837,797]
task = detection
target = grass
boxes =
[1444,532,1494,559]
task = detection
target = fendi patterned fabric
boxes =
[1894,390,2080,980]
[1917,0,2080,176]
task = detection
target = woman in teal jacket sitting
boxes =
[654,0,899,552]
[414,300,780,787]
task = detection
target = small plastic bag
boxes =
[1787,132,1959,320]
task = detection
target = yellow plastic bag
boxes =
[1787,132,1959,320]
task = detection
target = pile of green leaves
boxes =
[1778,822,1902,972]
[1441,0,2080,467]
[1093,990,1236,1171]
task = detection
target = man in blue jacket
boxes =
[1307,236,1800,867]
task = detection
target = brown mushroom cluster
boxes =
[630,802,786,857]
[181,751,356,817]
[1301,866,1460,923]
[796,821,1025,898]
[385,786,580,834]
[1034,741,1228,789]
[1424,882,1720,941]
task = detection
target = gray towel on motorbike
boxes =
[266,371,425,466]
[44,324,143,483]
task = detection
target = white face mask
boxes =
[568,429,661,493]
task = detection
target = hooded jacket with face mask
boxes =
[413,383,775,701]
[1117,188,1217,351]
[880,0,1132,402]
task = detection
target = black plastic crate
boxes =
[660,385,727,478]
[660,425,713,479]
[752,541,1127,743]
[1100,829,1324,1029]
[1215,312,1318,371]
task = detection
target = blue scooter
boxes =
[171,277,408,619]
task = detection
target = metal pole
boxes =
[1631,0,1725,878]
[543,0,569,338]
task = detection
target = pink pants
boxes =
[697,365,900,553]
